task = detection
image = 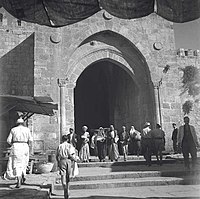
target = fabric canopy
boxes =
[1,0,200,27]
[0,95,58,118]
[157,0,200,23]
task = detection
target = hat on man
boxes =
[144,122,150,128]
[82,126,88,130]
[62,134,70,142]
[16,118,24,124]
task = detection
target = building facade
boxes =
[0,7,200,154]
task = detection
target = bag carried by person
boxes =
[71,161,79,178]
[134,131,141,141]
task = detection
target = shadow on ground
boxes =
[0,188,48,199]
[110,159,200,173]
[0,182,49,199]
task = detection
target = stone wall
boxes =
[33,25,61,151]
[0,8,34,96]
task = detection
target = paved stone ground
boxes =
[0,172,57,199]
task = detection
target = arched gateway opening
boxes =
[74,60,139,133]
[70,30,156,136]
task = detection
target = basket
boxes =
[36,162,54,174]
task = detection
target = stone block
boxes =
[163,103,170,109]
[171,103,181,109]
[163,115,171,123]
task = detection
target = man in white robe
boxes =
[6,118,33,188]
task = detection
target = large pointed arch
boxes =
[66,30,156,132]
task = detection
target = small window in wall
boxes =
[17,19,21,26]
[0,13,3,22]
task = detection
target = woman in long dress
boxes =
[79,126,90,162]
[96,127,107,162]
[129,125,141,156]
[107,125,119,161]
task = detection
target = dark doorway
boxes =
[74,60,139,135]
[74,61,110,134]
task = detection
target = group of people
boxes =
[141,122,165,166]
[67,123,165,166]
[67,124,143,163]
[55,116,199,199]
[136,116,199,168]
[4,116,199,198]
[68,116,199,169]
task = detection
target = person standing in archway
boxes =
[119,126,130,161]
[6,118,33,188]
[96,127,107,162]
[107,125,119,162]
[178,116,199,169]
[131,126,142,157]
[151,124,165,166]
[141,122,152,166]
[79,126,90,162]
[69,128,78,149]
[171,123,178,154]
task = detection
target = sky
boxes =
[173,18,200,50]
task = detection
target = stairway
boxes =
[51,156,200,198]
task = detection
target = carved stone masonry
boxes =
[57,78,68,87]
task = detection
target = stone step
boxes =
[50,184,200,199]
[70,171,161,181]
[54,176,184,191]
[52,158,200,191]
[55,171,161,183]
[51,157,200,198]
[52,171,200,195]
[55,169,200,182]
[78,158,176,168]
[52,175,200,195]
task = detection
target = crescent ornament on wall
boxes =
[102,11,112,20]
[50,35,61,44]
[153,42,163,50]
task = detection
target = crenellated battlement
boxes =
[177,48,200,58]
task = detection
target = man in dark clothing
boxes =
[151,124,165,166]
[171,123,178,154]
[178,116,199,169]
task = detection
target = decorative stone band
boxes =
[67,48,135,86]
